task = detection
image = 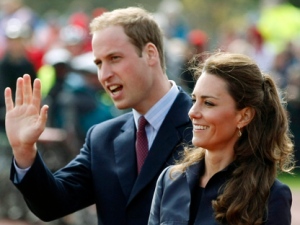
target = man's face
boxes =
[92,25,155,112]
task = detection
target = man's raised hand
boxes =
[5,74,48,168]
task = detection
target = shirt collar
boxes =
[133,80,179,130]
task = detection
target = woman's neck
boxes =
[200,150,234,187]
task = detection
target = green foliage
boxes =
[278,168,300,191]
[181,0,260,46]
[24,0,161,16]
[289,0,300,8]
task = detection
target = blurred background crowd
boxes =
[0,0,299,224]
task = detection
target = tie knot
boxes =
[138,116,148,130]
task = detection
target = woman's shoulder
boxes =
[271,179,292,193]
[269,179,292,202]
[159,165,181,179]
[158,162,201,185]
[265,179,292,224]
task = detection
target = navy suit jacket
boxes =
[148,161,292,225]
[10,88,193,225]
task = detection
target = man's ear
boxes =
[144,42,159,66]
[237,107,255,128]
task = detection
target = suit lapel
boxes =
[128,120,181,203]
[113,117,137,199]
[127,90,193,204]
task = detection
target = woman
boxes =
[148,52,295,225]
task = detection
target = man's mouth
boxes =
[108,85,122,94]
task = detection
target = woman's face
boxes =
[189,72,243,153]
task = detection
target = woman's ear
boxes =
[238,107,255,128]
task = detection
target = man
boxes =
[5,7,192,225]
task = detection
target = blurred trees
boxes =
[289,0,300,8]
[24,0,162,16]
[182,0,260,48]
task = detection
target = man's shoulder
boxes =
[96,111,132,125]
[174,87,192,106]
[88,112,133,134]
[167,88,192,120]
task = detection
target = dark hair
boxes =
[173,51,295,225]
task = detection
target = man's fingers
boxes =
[23,74,32,105]
[38,105,49,129]
[15,77,24,107]
[32,78,42,109]
[4,87,13,112]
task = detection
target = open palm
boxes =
[5,74,48,167]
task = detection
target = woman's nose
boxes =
[188,104,201,120]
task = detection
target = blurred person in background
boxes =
[245,25,275,73]
[5,6,193,225]
[60,24,89,58]
[69,51,118,146]
[163,37,187,86]
[0,0,45,69]
[58,24,91,91]
[38,48,73,129]
[286,64,300,167]
[0,0,37,55]
[179,29,208,93]
[154,0,191,89]
[37,47,85,157]
[148,52,295,225]
[222,25,275,74]
[154,0,189,41]
[0,18,36,132]
[269,41,299,90]
[67,12,93,53]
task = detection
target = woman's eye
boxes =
[204,101,214,106]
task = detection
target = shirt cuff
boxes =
[13,159,30,183]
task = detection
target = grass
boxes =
[278,168,300,191]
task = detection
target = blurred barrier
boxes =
[0,130,98,225]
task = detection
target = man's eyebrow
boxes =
[93,52,120,65]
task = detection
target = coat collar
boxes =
[113,117,137,199]
[127,89,193,205]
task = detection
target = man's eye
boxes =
[112,56,120,61]
[95,61,102,68]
